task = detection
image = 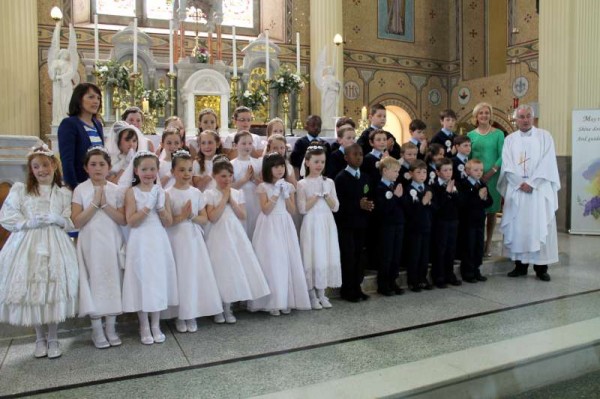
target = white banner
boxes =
[571,109,600,234]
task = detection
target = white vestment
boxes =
[497,127,560,265]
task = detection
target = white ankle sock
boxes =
[308,289,318,300]
[105,316,117,336]
[138,311,150,330]
[47,323,58,341]
[34,325,45,341]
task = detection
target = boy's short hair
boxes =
[409,159,427,172]
[436,157,453,170]
[337,125,356,139]
[439,109,457,120]
[336,116,356,129]
[378,156,400,172]
[453,135,471,146]
[409,119,427,132]
[369,129,388,142]
[345,143,362,154]
[465,159,483,169]
[401,142,418,154]
[369,103,386,116]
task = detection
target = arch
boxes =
[458,106,514,134]
[181,69,231,133]
[383,105,413,143]
[372,95,418,120]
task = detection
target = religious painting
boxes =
[378,0,414,42]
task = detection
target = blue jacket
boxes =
[57,116,104,189]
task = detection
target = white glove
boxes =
[144,185,159,210]
[156,187,166,211]
[15,215,44,230]
[125,148,135,164]
[39,213,66,228]
[281,183,291,199]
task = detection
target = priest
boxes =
[497,104,560,281]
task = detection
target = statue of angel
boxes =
[315,46,341,130]
[48,23,79,125]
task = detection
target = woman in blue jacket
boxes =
[58,83,104,189]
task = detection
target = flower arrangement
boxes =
[194,48,210,63]
[143,88,169,109]
[95,59,130,91]
[578,159,600,220]
[269,68,306,95]
[236,89,268,109]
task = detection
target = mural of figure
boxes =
[387,0,406,35]
[48,23,79,125]
[315,47,341,131]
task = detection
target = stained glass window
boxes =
[96,0,136,17]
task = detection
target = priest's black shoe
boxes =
[507,268,527,277]
[537,272,551,282]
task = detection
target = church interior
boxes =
[1,0,600,397]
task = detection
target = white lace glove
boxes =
[145,185,159,210]
[156,187,166,211]
[39,213,66,228]
[15,215,44,231]
[125,148,135,164]
[281,182,291,199]
[274,178,286,195]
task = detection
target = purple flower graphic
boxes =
[583,196,600,219]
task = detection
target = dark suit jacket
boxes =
[452,156,468,182]
[362,153,382,187]
[431,179,460,221]
[334,170,372,229]
[58,116,104,189]
[401,184,433,234]
[431,130,455,157]
[357,127,400,158]
[290,135,331,170]
[374,180,404,226]
[326,149,346,180]
[457,179,494,227]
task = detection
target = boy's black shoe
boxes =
[377,289,394,297]
[392,285,405,295]
[537,272,551,282]
[507,268,527,277]
[435,282,448,289]
[448,278,462,286]
[463,277,477,283]
[359,291,370,300]
[475,275,487,282]
[410,285,422,293]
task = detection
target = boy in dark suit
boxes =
[357,103,387,155]
[334,144,374,302]
[401,160,434,292]
[330,116,356,152]
[290,115,331,180]
[457,159,493,283]
[362,129,389,185]
[452,135,471,181]
[326,125,356,179]
[406,119,428,160]
[373,157,405,296]
[431,109,458,158]
[430,158,462,288]
[397,142,418,187]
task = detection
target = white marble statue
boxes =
[315,47,341,130]
[48,23,79,125]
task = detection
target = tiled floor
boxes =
[1,233,599,398]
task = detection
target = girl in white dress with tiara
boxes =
[205,156,270,324]
[72,147,127,349]
[122,151,178,345]
[105,121,147,184]
[249,153,311,316]
[192,130,222,193]
[231,131,262,239]
[0,145,78,359]
[297,146,341,310]
[164,150,223,333]
[158,127,182,190]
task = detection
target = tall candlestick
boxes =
[94,14,99,63]
[296,32,300,74]
[361,106,367,120]
[169,19,174,73]
[265,30,270,80]
[133,18,138,73]
[232,26,237,76]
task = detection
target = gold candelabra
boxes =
[230,76,240,128]
[129,72,141,106]
[294,92,304,130]
[166,72,177,116]
[281,93,290,132]
[112,86,121,117]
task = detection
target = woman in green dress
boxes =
[467,102,504,256]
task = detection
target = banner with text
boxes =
[571,109,600,234]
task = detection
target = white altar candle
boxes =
[232,26,237,76]
[361,106,367,120]
[169,19,174,73]
[94,14,99,63]
[265,30,270,80]
[133,18,138,73]
[296,31,300,74]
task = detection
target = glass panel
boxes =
[146,0,173,19]
[144,0,253,28]
[97,0,136,17]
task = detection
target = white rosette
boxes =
[429,171,436,184]
[410,188,418,203]
[445,139,452,149]
[375,161,380,169]
[385,191,393,200]
[458,163,466,178]
[404,172,411,180]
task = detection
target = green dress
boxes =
[467,128,504,213]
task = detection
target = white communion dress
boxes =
[231,157,262,239]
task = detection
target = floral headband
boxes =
[29,143,54,157]
[172,149,191,158]
[133,150,158,160]
[306,145,325,152]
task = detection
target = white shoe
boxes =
[47,340,62,359]
[151,327,166,343]
[319,296,333,309]
[140,328,154,345]
[281,308,291,314]
[105,330,122,347]
[214,313,225,324]
[34,338,47,358]
[175,319,187,333]
[310,297,323,310]
[224,312,237,324]
[92,333,110,349]
[186,319,198,333]
[269,310,281,316]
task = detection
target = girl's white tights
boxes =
[35,323,58,341]
[138,311,164,343]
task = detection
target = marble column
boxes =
[309,0,343,121]
[539,0,600,156]
[0,0,39,136]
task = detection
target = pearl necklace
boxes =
[476,125,492,135]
